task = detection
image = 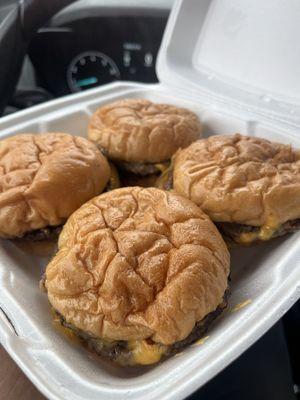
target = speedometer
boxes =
[67,51,120,92]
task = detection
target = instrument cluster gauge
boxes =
[67,51,120,92]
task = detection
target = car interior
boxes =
[0,1,299,399]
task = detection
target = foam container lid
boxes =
[157,0,300,125]
[1,1,300,400]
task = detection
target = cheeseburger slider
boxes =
[170,134,300,244]
[45,187,229,366]
[88,98,202,177]
[0,133,110,239]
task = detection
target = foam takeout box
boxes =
[1,0,300,399]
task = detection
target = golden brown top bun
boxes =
[88,98,202,163]
[0,133,110,238]
[45,187,229,345]
[173,134,300,226]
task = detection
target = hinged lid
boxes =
[157,0,300,124]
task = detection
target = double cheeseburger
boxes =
[44,187,229,366]
[167,134,300,244]
[0,133,110,239]
[88,98,202,183]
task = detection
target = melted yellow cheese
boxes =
[231,299,252,312]
[52,309,166,365]
[52,311,81,345]
[155,165,173,189]
[127,340,167,365]
[154,162,169,173]
[194,336,209,346]
[238,231,260,244]
[238,217,279,244]
[108,162,120,190]
[258,224,278,241]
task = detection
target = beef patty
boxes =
[116,160,169,176]
[217,219,300,244]
[18,225,63,241]
[97,144,169,177]
[53,291,228,366]
[119,171,159,188]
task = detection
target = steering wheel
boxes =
[0,0,78,115]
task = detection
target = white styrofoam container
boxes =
[1,1,300,399]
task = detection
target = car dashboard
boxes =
[27,3,170,97]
